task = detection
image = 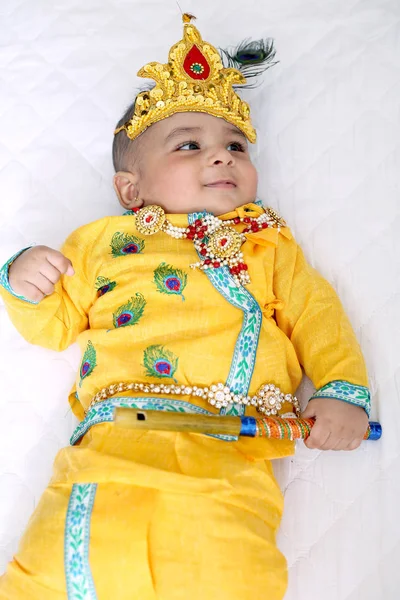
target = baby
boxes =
[0,14,370,600]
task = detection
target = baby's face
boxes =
[133,112,258,216]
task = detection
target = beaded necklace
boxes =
[132,204,285,286]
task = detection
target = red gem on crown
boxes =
[183,45,210,80]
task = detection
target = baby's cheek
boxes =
[241,162,258,193]
[158,163,190,188]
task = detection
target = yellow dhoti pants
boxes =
[0,423,287,599]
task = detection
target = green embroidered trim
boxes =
[310,380,371,416]
[188,210,263,420]
[64,483,98,599]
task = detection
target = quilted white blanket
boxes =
[0,1,399,598]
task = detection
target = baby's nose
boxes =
[210,149,234,165]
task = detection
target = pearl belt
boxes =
[86,380,301,417]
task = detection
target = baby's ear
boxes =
[113,171,143,209]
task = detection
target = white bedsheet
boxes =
[0,1,399,598]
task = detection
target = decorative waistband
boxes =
[86,380,301,418]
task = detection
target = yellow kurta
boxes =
[0,202,369,599]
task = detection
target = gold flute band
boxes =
[86,380,301,417]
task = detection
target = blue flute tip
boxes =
[240,416,257,437]
[368,422,382,441]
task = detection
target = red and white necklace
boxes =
[132,204,285,286]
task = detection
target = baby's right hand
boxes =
[8,246,75,303]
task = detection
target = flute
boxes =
[114,408,382,441]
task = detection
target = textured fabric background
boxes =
[0,1,399,598]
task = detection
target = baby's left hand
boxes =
[301,397,369,451]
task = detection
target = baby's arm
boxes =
[0,228,94,351]
[273,232,370,451]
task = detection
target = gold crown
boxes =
[114,14,256,143]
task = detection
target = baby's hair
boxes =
[112,83,155,173]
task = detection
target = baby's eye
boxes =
[177,141,200,151]
[228,142,246,152]
[176,141,246,152]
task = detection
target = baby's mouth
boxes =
[205,180,237,189]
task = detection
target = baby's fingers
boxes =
[39,258,65,285]
[304,423,331,450]
[45,249,74,277]
[31,272,56,296]
[345,438,363,451]
[17,280,46,303]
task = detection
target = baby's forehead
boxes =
[145,112,247,142]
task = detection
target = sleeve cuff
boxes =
[310,380,371,417]
[0,247,39,305]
